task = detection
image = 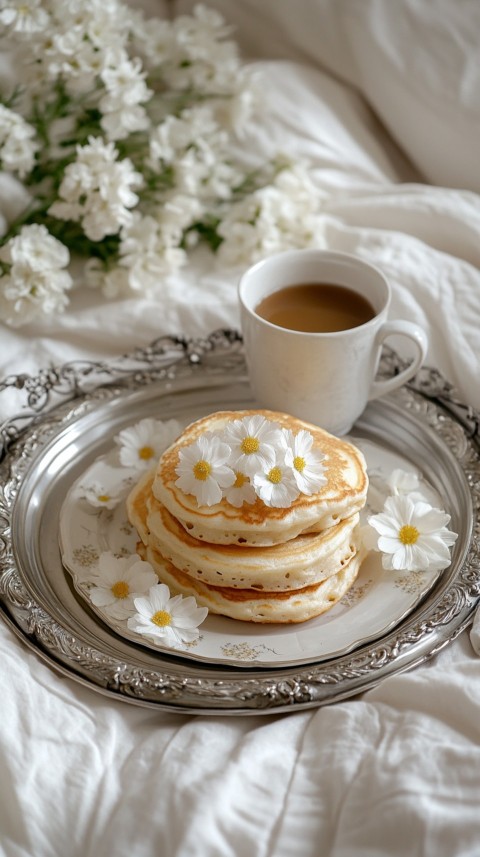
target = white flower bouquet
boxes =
[0,0,326,327]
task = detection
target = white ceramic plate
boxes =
[59,433,445,668]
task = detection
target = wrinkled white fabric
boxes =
[274,636,480,857]
[177,0,480,191]
[1,33,480,857]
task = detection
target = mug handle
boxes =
[368,320,428,401]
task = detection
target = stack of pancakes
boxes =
[126,410,368,624]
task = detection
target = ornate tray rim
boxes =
[1,329,480,715]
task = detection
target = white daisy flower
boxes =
[388,468,421,495]
[114,417,181,471]
[387,468,435,504]
[224,470,257,508]
[223,415,282,477]
[281,429,327,495]
[252,453,301,508]
[127,583,208,648]
[175,434,235,507]
[367,494,458,572]
[82,482,123,510]
[88,552,158,620]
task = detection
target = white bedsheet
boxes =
[2,8,480,857]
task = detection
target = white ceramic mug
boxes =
[238,249,428,435]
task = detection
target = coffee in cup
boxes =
[255,282,376,333]
[238,249,428,435]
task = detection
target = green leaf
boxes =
[184,217,223,252]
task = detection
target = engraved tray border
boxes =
[1,329,479,714]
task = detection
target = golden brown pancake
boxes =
[127,409,368,624]
[137,541,363,624]
[127,470,360,592]
[152,409,368,546]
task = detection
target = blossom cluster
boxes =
[175,415,327,509]
[0,223,72,326]
[0,104,38,178]
[366,469,458,573]
[0,0,328,326]
[49,137,143,242]
[86,552,207,647]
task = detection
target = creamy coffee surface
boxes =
[255,283,375,332]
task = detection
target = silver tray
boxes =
[1,330,480,715]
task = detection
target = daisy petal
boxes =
[90,588,116,607]
[370,493,457,574]
[128,582,208,648]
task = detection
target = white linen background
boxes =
[1,2,480,855]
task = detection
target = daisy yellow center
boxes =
[151,610,172,627]
[111,580,129,599]
[293,456,306,473]
[398,524,420,545]
[241,436,259,455]
[138,445,154,460]
[98,494,111,503]
[234,471,248,488]
[193,460,211,481]
[267,466,282,484]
